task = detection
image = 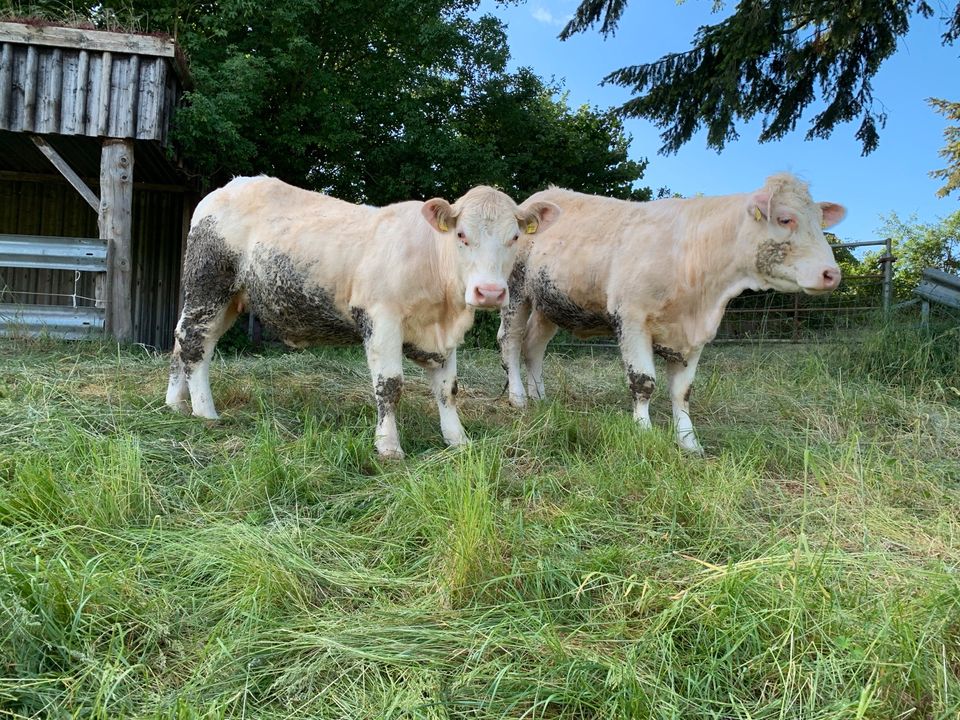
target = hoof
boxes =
[192,410,220,421]
[166,400,190,415]
[678,436,705,456]
[444,434,471,448]
[508,394,527,409]
[377,446,406,460]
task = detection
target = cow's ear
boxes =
[748,192,770,223]
[422,198,456,232]
[517,201,562,235]
[819,202,846,229]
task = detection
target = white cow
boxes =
[166,177,559,458]
[500,173,845,453]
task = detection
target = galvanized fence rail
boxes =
[0,233,108,339]
[553,238,894,350]
[911,268,960,327]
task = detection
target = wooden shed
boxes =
[0,21,195,348]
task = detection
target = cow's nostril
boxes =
[473,284,508,305]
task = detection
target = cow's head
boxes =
[745,174,845,295]
[422,187,560,309]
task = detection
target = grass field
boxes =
[1,324,959,719]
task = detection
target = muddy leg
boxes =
[426,350,468,447]
[522,308,558,401]
[165,216,240,419]
[667,346,703,454]
[497,297,531,407]
[168,298,241,419]
[362,310,405,459]
[618,325,656,429]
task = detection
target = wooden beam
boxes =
[0,169,190,194]
[96,51,112,137]
[99,139,135,342]
[0,22,175,58]
[30,135,101,210]
[23,45,37,129]
[0,43,12,130]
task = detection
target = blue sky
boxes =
[478,0,960,243]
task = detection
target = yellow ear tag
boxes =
[438,219,448,232]
[525,220,538,235]
[753,207,763,222]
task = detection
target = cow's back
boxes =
[187,177,383,346]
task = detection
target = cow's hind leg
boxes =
[522,308,558,401]
[166,217,241,419]
[667,346,704,454]
[165,350,190,413]
[176,297,242,419]
[497,296,531,407]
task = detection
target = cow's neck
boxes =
[412,233,475,351]
[673,206,762,350]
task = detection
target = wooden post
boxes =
[99,138,134,342]
[882,236,894,316]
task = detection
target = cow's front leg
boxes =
[497,297,531,407]
[426,350,468,447]
[362,312,405,459]
[667,347,704,455]
[618,325,656,429]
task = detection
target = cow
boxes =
[166,177,560,458]
[498,173,845,454]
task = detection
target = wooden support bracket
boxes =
[30,135,101,211]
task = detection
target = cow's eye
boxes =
[778,216,795,227]
[457,231,469,246]
[508,234,519,245]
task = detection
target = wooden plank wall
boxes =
[0,42,178,142]
[0,178,185,348]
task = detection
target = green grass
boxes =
[1,325,958,719]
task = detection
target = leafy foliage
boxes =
[560,0,960,160]
[930,97,960,198]
[866,209,960,298]
[8,0,650,203]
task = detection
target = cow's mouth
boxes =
[801,286,834,296]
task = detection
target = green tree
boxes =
[930,97,960,198]
[9,0,650,203]
[866,210,960,299]
[559,0,960,176]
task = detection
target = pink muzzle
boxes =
[470,283,508,308]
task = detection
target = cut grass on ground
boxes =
[1,325,959,719]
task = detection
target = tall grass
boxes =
[1,327,958,718]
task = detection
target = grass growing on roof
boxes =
[0,325,958,718]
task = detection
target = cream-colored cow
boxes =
[166,176,559,458]
[502,173,845,453]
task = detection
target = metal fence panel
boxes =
[0,233,108,271]
[0,302,104,338]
